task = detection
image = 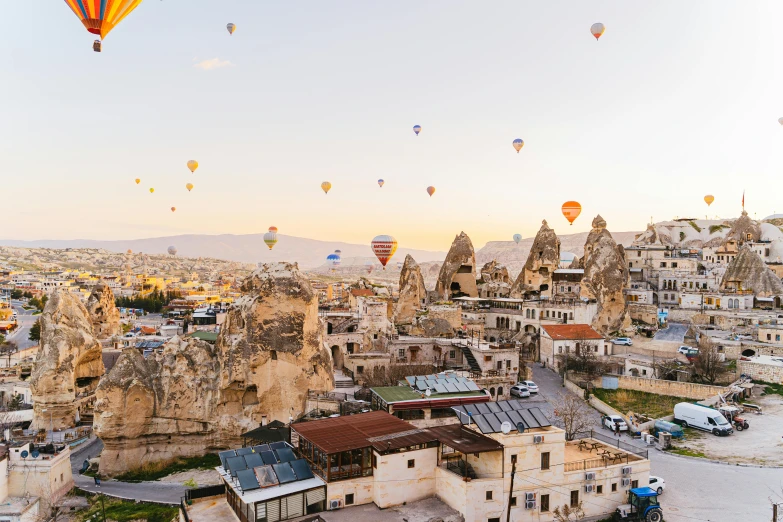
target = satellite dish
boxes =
[425,388,431,397]
[31,450,39,459]
[20,450,28,459]
[516,422,526,433]
[501,421,512,434]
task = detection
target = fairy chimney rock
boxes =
[511,220,561,297]
[86,282,121,339]
[721,246,783,297]
[435,232,478,300]
[395,255,427,324]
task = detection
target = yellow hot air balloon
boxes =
[227,23,236,35]
[561,201,582,225]
[426,186,436,197]
[321,181,332,194]
[187,160,199,173]
[171,207,176,212]
[149,188,155,194]
[135,178,140,185]
[704,195,714,206]
[186,183,194,192]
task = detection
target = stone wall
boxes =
[614,375,728,400]
[738,360,783,383]
[628,303,658,325]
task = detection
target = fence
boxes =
[573,430,648,459]
[186,483,225,501]
[180,498,190,522]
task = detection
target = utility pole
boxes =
[772,502,777,522]
[506,461,516,522]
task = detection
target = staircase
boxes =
[333,370,354,389]
[459,346,482,374]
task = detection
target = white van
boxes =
[673,403,733,436]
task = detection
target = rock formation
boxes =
[720,246,783,296]
[632,223,673,247]
[394,255,427,325]
[724,211,761,246]
[511,220,560,298]
[477,260,511,298]
[94,262,334,475]
[581,216,632,334]
[435,232,478,300]
[86,283,120,339]
[409,305,462,338]
[30,290,105,430]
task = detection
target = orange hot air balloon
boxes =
[268,226,278,233]
[426,186,436,197]
[561,201,582,225]
[135,178,140,184]
[704,195,714,206]
[171,207,176,212]
[371,235,398,269]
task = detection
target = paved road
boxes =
[653,323,689,343]
[70,438,187,504]
[529,364,781,522]
[7,300,37,350]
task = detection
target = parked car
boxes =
[612,337,633,346]
[510,385,530,398]
[602,414,628,431]
[517,380,539,393]
[677,345,696,355]
[673,403,733,436]
[648,476,666,495]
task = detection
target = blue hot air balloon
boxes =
[326,253,341,271]
[378,179,385,188]
[413,125,421,136]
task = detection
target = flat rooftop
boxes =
[292,411,418,454]
[372,386,486,403]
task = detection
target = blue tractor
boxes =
[614,487,663,522]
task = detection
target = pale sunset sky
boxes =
[2,1,782,251]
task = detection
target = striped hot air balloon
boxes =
[263,231,278,250]
[371,235,398,269]
[561,201,582,225]
[63,0,144,48]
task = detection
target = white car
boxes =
[678,345,696,354]
[648,476,666,495]
[517,380,539,393]
[510,385,530,398]
[612,337,633,346]
[602,414,628,431]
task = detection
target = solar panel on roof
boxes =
[237,447,254,456]
[466,381,480,391]
[415,376,426,381]
[530,408,552,427]
[253,444,270,453]
[219,450,236,469]
[254,465,279,488]
[495,411,513,426]
[506,410,524,426]
[244,453,264,469]
[290,459,314,480]
[426,374,436,380]
[270,442,287,450]
[405,377,416,385]
[445,377,458,384]
[445,383,459,393]
[456,382,470,392]
[486,402,502,413]
[260,451,278,465]
[485,413,502,433]
[464,404,480,415]
[425,379,437,388]
[434,383,448,394]
[475,403,492,415]
[273,462,297,484]
[456,377,468,383]
[473,415,493,434]
[498,401,513,412]
[236,468,260,491]
[225,455,248,477]
[519,409,540,429]
[415,381,427,391]
[275,447,296,463]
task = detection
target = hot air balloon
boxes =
[426,186,436,197]
[167,246,177,256]
[513,234,522,244]
[396,261,403,270]
[371,235,398,269]
[186,183,194,192]
[512,139,524,153]
[321,181,332,194]
[135,178,140,184]
[187,160,199,173]
[378,179,385,188]
[149,188,155,194]
[63,0,144,51]
[268,226,278,233]
[561,201,582,225]
[779,117,783,126]
[590,23,605,40]
[413,125,422,136]
[334,250,342,256]
[326,253,341,271]
[127,249,133,254]
[171,207,176,212]
[227,23,236,35]
[704,195,715,206]
[365,260,374,274]
[263,231,278,250]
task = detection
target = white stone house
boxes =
[540,324,607,371]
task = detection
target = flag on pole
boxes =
[742,190,745,210]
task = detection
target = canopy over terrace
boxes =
[427,423,504,479]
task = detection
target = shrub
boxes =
[688,221,702,232]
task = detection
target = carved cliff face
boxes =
[435,232,478,300]
[93,262,334,476]
[86,283,121,339]
[394,254,428,325]
[31,289,105,430]
[724,211,762,246]
[720,246,783,297]
[511,220,560,298]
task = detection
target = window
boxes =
[270,350,277,360]
[570,490,579,507]
[398,348,405,358]
[488,519,501,522]
[558,346,563,354]
[672,262,678,268]
[345,494,355,506]
[356,366,364,374]
[372,454,377,468]
[557,312,562,318]
[373,333,378,340]
[449,350,456,359]
[660,262,666,268]
[541,452,550,470]
[511,454,517,464]
[631,480,639,489]
[540,494,550,512]
[768,334,772,341]
[612,483,617,492]
[642,369,647,376]
[777,335,781,342]
[408,459,415,468]
[486,491,493,501]
[510,496,517,507]
[597,485,603,494]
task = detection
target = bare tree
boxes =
[0,340,17,368]
[552,393,593,441]
[362,364,434,387]
[652,357,684,381]
[555,338,609,380]
[692,339,725,385]
[553,501,586,521]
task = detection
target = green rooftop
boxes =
[371,386,487,403]
[188,331,218,342]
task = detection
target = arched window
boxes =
[489,387,496,397]
[728,300,734,309]
[531,310,536,319]
[497,386,504,396]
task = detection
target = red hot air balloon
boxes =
[371,235,398,269]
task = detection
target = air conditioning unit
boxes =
[525,492,535,502]
[533,435,544,444]
[329,500,342,510]
[525,500,536,510]
[585,472,596,481]
[621,478,631,487]
[622,466,632,475]
[584,485,595,493]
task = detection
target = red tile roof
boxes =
[541,324,604,341]
[350,289,375,297]
[292,411,417,454]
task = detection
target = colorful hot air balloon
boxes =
[513,234,522,244]
[187,160,199,173]
[186,183,194,192]
[561,201,582,225]
[227,23,236,35]
[167,245,177,256]
[371,235,398,269]
[590,23,605,40]
[263,231,278,250]
[413,125,422,136]
[512,139,524,153]
[63,0,144,50]
[171,207,176,212]
[704,195,715,206]
[426,186,436,197]
[378,179,385,188]
[135,178,140,184]
[268,226,278,233]
[321,181,332,194]
[149,188,155,194]
[326,253,341,271]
